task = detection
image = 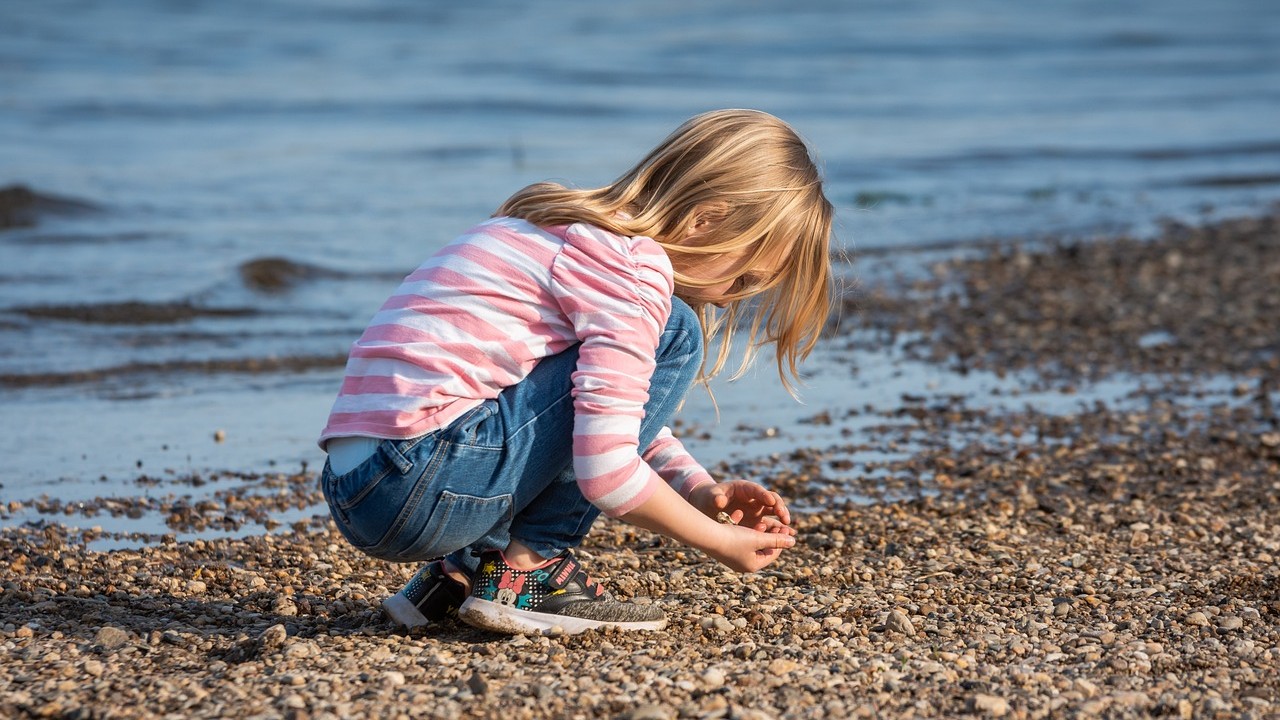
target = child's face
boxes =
[684,247,784,308]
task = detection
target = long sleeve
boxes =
[642,426,715,498]
[548,224,674,517]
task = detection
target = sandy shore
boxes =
[3,212,1279,719]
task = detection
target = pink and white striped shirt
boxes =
[320,217,713,516]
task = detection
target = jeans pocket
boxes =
[383,489,513,562]
[325,451,393,513]
[323,436,444,551]
[446,399,503,449]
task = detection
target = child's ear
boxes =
[689,203,729,236]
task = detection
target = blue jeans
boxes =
[321,297,703,575]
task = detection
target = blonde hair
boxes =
[496,108,834,396]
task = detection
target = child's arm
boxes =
[642,429,793,530]
[641,427,715,498]
[619,480,796,573]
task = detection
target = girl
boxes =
[320,109,834,636]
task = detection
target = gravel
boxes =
[3,212,1278,719]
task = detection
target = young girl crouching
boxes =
[320,108,834,635]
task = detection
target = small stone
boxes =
[886,609,915,636]
[971,694,1009,717]
[768,658,800,674]
[383,671,405,686]
[627,704,672,720]
[82,660,104,677]
[700,615,733,632]
[15,626,33,639]
[281,694,305,709]
[1112,691,1150,708]
[1072,678,1099,698]
[273,598,299,617]
[701,667,726,689]
[259,623,288,651]
[1185,611,1209,626]
[214,429,227,443]
[1081,699,1109,716]
[1218,615,1243,630]
[467,671,488,696]
[94,626,129,649]
[187,580,207,594]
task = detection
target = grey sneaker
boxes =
[458,550,667,635]
[382,560,468,629]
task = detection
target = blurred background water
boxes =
[2,0,1279,503]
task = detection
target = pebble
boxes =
[1072,679,1099,698]
[767,658,800,675]
[885,610,915,636]
[258,624,288,651]
[627,704,672,720]
[93,626,129,649]
[971,694,1009,717]
[699,615,734,632]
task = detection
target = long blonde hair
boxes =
[496,109,834,396]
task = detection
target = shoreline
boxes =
[3,211,1279,719]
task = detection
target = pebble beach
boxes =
[3,211,1279,719]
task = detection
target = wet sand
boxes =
[3,212,1279,719]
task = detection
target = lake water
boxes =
[2,0,1279,511]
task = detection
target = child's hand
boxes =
[690,479,793,532]
[706,522,796,573]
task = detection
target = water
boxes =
[3,0,1280,510]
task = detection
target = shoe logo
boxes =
[550,559,578,589]
[494,570,527,607]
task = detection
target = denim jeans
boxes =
[321,296,703,574]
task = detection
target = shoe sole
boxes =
[458,597,667,635]
[382,593,430,629]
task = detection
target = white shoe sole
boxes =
[458,597,667,635]
[382,593,430,629]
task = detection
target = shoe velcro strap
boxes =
[546,554,581,590]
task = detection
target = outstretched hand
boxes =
[706,521,796,573]
[689,479,797,573]
[618,478,797,575]
[690,479,793,531]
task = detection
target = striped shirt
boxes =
[320,217,713,516]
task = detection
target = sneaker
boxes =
[382,560,469,629]
[458,550,667,635]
